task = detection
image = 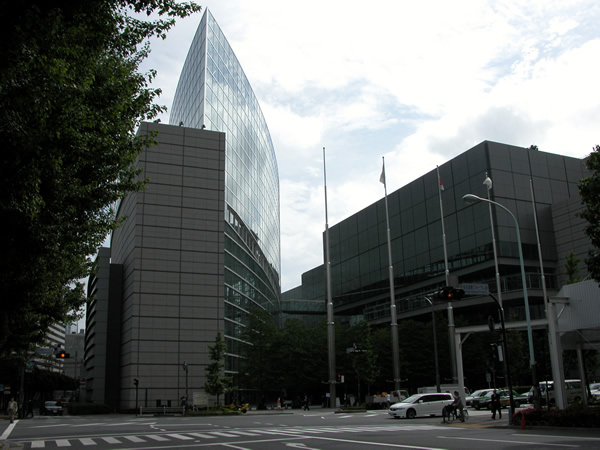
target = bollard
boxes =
[520,411,526,430]
[508,406,512,425]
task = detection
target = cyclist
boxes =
[452,391,465,422]
[442,391,465,423]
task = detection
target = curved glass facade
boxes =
[171,10,281,369]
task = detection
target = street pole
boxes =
[323,147,336,408]
[463,194,539,408]
[425,296,440,392]
[489,293,514,423]
[381,157,401,391]
[183,362,189,410]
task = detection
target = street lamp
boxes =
[462,194,539,408]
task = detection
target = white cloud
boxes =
[143,0,600,291]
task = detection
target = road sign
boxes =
[460,283,489,296]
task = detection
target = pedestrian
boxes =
[277,397,282,411]
[303,394,310,411]
[25,399,34,418]
[7,397,18,423]
[490,389,502,419]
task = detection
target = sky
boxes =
[138,0,600,293]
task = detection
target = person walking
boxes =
[490,389,502,419]
[7,397,18,423]
[25,399,34,418]
[277,397,282,411]
[303,394,310,411]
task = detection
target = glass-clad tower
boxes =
[171,10,281,374]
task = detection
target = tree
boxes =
[565,251,582,284]
[578,145,600,283]
[0,0,201,356]
[203,332,233,407]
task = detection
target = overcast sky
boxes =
[139,0,600,292]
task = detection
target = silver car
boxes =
[388,393,454,419]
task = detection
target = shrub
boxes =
[185,408,242,417]
[512,405,600,427]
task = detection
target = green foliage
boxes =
[0,0,201,357]
[203,332,233,407]
[565,251,582,284]
[241,309,285,408]
[578,145,600,283]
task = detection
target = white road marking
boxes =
[439,435,580,447]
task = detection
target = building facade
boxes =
[284,141,590,335]
[84,9,280,409]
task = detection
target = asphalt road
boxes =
[2,407,600,449]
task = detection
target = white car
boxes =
[388,393,454,419]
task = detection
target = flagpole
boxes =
[529,179,548,304]
[437,165,457,384]
[381,157,401,391]
[323,147,336,408]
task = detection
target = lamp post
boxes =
[484,174,503,307]
[462,194,539,408]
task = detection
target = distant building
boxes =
[84,9,280,409]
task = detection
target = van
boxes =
[417,385,471,396]
[528,379,584,405]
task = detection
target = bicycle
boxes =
[442,405,469,423]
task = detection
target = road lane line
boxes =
[122,435,146,442]
[145,434,169,441]
[439,435,579,447]
[166,433,194,440]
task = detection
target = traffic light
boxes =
[435,286,465,300]
[336,374,344,383]
[55,351,70,358]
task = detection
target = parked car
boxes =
[465,389,493,407]
[388,392,454,419]
[471,390,495,410]
[588,382,600,396]
[499,391,529,408]
[42,401,63,416]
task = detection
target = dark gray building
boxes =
[284,140,590,337]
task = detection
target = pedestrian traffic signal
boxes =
[435,286,465,300]
[55,351,70,358]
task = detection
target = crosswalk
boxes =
[25,424,450,448]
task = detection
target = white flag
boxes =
[380,163,386,185]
